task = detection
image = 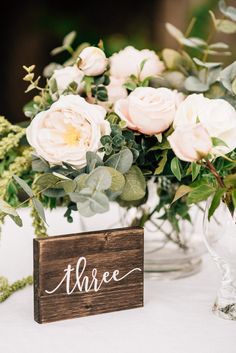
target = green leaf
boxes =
[63,31,77,47]
[209,42,229,50]
[215,19,236,34]
[105,149,133,173]
[212,137,228,148]
[32,156,49,173]
[170,157,182,181]
[187,184,215,204]
[70,190,109,216]
[89,191,109,213]
[42,188,66,198]
[219,0,236,22]
[50,46,65,56]
[224,174,236,188]
[220,62,236,93]
[171,185,192,204]
[184,76,209,92]
[9,214,23,227]
[105,167,125,192]
[75,174,88,191]
[32,198,47,224]
[193,57,221,68]
[154,150,168,175]
[56,180,77,193]
[191,162,201,181]
[86,167,112,191]
[140,59,148,72]
[0,199,18,217]
[165,23,184,42]
[120,166,146,201]
[162,48,182,70]
[208,188,226,220]
[123,82,137,91]
[232,189,236,208]
[35,174,60,190]
[13,175,34,197]
[86,151,103,172]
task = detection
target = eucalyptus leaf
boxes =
[184,76,209,92]
[215,19,236,34]
[0,199,18,217]
[35,174,60,190]
[162,49,182,70]
[120,166,146,202]
[193,57,221,68]
[165,23,184,42]
[51,46,65,56]
[86,151,103,172]
[220,62,236,93]
[42,188,66,198]
[13,175,34,197]
[105,149,133,173]
[105,167,125,192]
[63,31,77,47]
[86,166,112,191]
[209,42,229,50]
[56,180,77,193]
[32,198,47,224]
[9,214,23,227]
[219,0,236,22]
[32,156,49,173]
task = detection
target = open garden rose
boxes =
[110,46,165,82]
[78,46,108,76]
[174,94,236,154]
[114,87,182,135]
[168,123,213,162]
[26,94,110,167]
[51,66,84,94]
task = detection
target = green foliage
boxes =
[120,166,146,202]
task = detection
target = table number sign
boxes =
[33,227,144,323]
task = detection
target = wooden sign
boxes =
[33,227,144,323]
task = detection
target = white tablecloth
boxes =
[0,209,235,353]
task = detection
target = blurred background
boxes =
[0,0,235,123]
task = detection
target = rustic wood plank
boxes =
[34,227,144,323]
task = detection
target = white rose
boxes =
[110,46,165,81]
[114,87,180,135]
[168,123,213,162]
[174,93,236,154]
[78,47,108,76]
[107,77,128,104]
[26,95,110,168]
[51,66,84,94]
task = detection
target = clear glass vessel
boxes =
[121,204,204,280]
[203,199,236,320]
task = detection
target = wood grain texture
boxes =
[34,227,144,323]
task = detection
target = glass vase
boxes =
[120,204,204,280]
[203,199,236,320]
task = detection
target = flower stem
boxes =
[205,159,225,188]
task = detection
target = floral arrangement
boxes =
[1,0,236,238]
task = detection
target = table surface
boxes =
[0,208,235,353]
